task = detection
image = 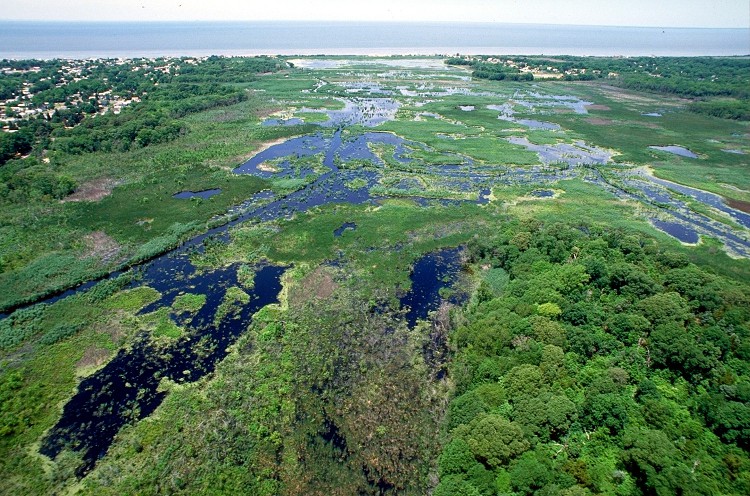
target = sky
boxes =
[2,0,749,28]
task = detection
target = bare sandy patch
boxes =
[585,104,611,111]
[639,122,661,129]
[63,177,119,202]
[594,84,690,105]
[257,162,279,173]
[81,231,121,262]
[585,117,615,126]
[249,137,290,156]
[727,198,750,214]
[246,106,283,121]
[76,346,111,374]
[290,266,337,305]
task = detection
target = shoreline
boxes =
[3,48,750,61]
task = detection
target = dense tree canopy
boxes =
[436,221,750,495]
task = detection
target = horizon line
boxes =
[1,19,748,30]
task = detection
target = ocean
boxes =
[0,21,748,59]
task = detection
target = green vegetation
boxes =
[1,55,749,495]
[447,57,534,81]
[172,293,206,314]
[437,221,750,495]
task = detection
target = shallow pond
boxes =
[334,222,357,237]
[490,103,563,130]
[514,119,562,130]
[262,117,304,127]
[530,189,555,198]
[307,98,401,128]
[400,247,465,329]
[649,145,699,159]
[172,189,222,199]
[651,219,700,244]
[507,137,612,165]
[512,91,593,114]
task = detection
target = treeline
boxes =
[0,157,76,203]
[689,99,750,121]
[50,111,184,155]
[49,84,249,155]
[176,55,284,83]
[446,57,534,82]
[515,56,749,99]
[0,130,33,164]
[436,222,750,495]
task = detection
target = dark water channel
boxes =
[334,222,357,237]
[172,188,222,199]
[400,247,465,329]
[40,264,286,476]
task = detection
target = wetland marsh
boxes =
[1,55,749,495]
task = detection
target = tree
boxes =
[433,475,481,496]
[504,364,545,400]
[664,266,725,312]
[439,439,476,476]
[509,451,557,495]
[608,263,658,299]
[607,313,651,346]
[699,393,750,449]
[649,323,720,380]
[537,302,563,319]
[466,462,498,496]
[529,315,566,347]
[462,414,530,468]
[636,292,692,327]
[539,344,566,383]
[582,391,633,435]
[621,429,691,496]
[449,391,489,429]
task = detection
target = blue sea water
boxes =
[0,21,748,59]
